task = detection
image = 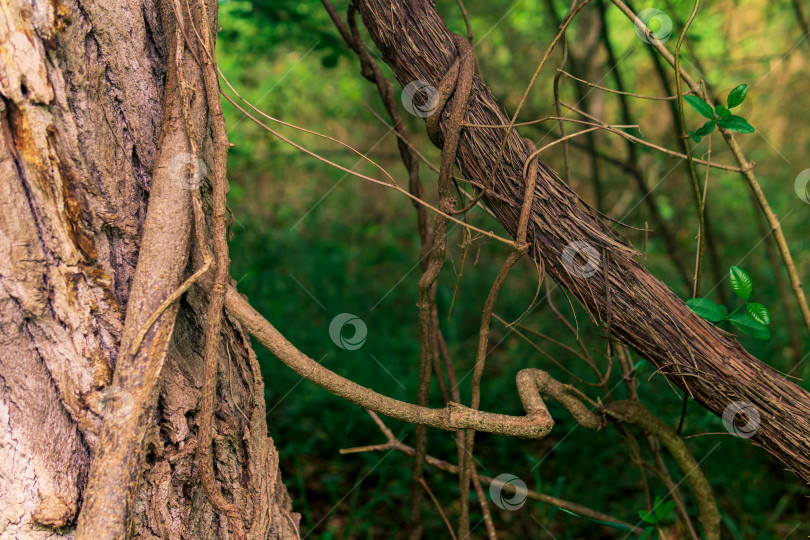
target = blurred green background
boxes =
[216,0,810,537]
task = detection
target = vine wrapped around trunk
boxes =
[356,0,810,484]
[0,0,299,537]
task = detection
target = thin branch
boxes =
[460,137,536,538]
[555,68,692,100]
[561,102,747,172]
[343,412,642,534]
[594,0,692,290]
[449,0,590,215]
[217,75,513,246]
[224,285,555,438]
[673,0,705,297]
[419,478,458,540]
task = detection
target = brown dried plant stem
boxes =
[672,0,705,297]
[409,75,447,540]
[188,0,245,536]
[320,0,429,245]
[450,0,589,216]
[227,272,715,535]
[410,33,474,537]
[555,68,684,100]
[224,285,555,438]
[668,0,705,443]
[473,103,747,174]
[355,0,810,483]
[341,411,642,534]
[544,0,601,198]
[419,32,494,540]
[74,3,202,537]
[224,255,716,535]
[458,143,536,538]
[593,0,691,291]
[559,103,745,173]
[217,85,513,245]
[515,370,720,540]
[227,287,711,538]
[752,200,803,364]
[631,9,730,306]
[320,1,461,533]
[419,478,458,540]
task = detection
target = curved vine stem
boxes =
[673,0,705,298]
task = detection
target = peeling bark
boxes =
[0,0,298,537]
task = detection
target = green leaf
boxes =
[686,297,728,322]
[688,131,701,143]
[728,312,771,340]
[729,266,754,300]
[684,95,715,119]
[727,84,749,108]
[695,119,716,137]
[637,509,659,525]
[640,528,654,540]
[746,302,771,326]
[655,500,675,520]
[717,115,755,133]
[715,105,731,117]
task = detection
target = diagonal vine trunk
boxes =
[0,0,298,537]
[357,0,810,484]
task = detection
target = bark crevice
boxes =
[0,0,298,537]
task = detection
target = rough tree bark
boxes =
[356,0,810,484]
[0,0,298,538]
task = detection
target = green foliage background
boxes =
[216,0,810,537]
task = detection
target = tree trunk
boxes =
[357,0,810,484]
[0,0,298,537]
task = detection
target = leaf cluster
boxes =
[685,84,754,143]
[687,266,772,340]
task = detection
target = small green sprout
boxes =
[685,84,755,143]
[637,495,676,539]
[686,266,771,340]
